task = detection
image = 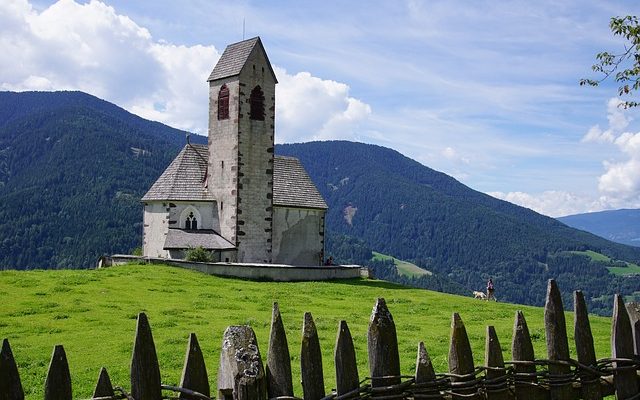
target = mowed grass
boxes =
[372,251,431,277]
[0,264,612,399]
[568,250,640,276]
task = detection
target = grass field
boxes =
[0,263,612,399]
[568,250,640,275]
[372,251,431,277]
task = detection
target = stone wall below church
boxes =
[272,206,325,266]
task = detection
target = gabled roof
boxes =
[273,156,328,210]
[207,37,278,83]
[141,143,213,202]
[164,229,236,250]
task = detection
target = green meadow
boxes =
[568,250,640,276]
[0,263,613,399]
[372,251,431,277]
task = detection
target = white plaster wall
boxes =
[144,201,220,259]
[168,201,219,231]
[272,207,325,266]
[143,202,169,258]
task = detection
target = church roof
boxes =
[164,229,236,250]
[273,156,328,210]
[141,143,213,202]
[207,37,278,83]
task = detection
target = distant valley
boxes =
[558,209,640,248]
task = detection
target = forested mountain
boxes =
[0,91,204,269]
[278,141,640,314]
[1,91,639,314]
[558,209,640,248]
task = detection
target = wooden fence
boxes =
[1,279,639,399]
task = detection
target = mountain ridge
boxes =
[558,208,640,248]
[1,90,639,315]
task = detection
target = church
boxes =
[141,37,328,265]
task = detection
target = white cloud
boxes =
[274,67,371,142]
[0,0,218,133]
[579,97,640,206]
[488,190,609,217]
[0,0,372,139]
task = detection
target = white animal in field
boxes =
[473,291,487,300]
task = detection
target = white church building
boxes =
[141,37,328,265]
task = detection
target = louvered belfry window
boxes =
[250,86,265,121]
[218,85,229,120]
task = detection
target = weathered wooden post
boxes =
[217,325,266,400]
[511,311,547,400]
[130,312,162,400]
[179,333,210,398]
[301,312,325,400]
[544,279,573,399]
[266,302,293,398]
[573,291,602,400]
[0,339,24,400]
[368,298,401,388]
[625,301,640,358]
[484,326,511,400]
[448,313,478,399]
[611,294,639,398]
[415,341,443,399]
[92,367,115,398]
[44,345,72,400]
[334,320,359,396]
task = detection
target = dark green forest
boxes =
[278,141,640,315]
[1,91,639,315]
[0,91,204,269]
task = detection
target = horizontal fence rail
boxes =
[1,279,640,399]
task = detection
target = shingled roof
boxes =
[142,143,213,202]
[207,37,278,83]
[273,156,328,210]
[164,229,236,250]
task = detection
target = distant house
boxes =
[142,37,327,265]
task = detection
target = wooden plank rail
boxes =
[2,281,640,399]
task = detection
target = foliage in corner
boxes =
[185,246,213,263]
[581,16,640,108]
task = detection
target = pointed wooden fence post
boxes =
[0,339,24,400]
[626,301,640,358]
[130,312,162,400]
[368,298,401,388]
[611,294,639,398]
[301,312,325,400]
[448,313,478,399]
[179,333,210,399]
[93,367,115,398]
[544,279,573,399]
[573,291,602,400]
[266,302,293,398]
[511,311,546,400]
[415,342,443,399]
[44,345,72,400]
[217,325,266,400]
[334,320,359,396]
[484,326,511,400]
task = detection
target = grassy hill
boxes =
[0,264,612,399]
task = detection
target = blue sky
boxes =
[3,0,640,216]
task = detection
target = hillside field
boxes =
[0,264,613,399]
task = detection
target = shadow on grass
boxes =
[328,278,411,290]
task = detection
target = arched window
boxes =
[218,85,229,120]
[185,211,198,230]
[250,86,265,121]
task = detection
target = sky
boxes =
[2,0,640,217]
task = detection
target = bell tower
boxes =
[207,37,277,263]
